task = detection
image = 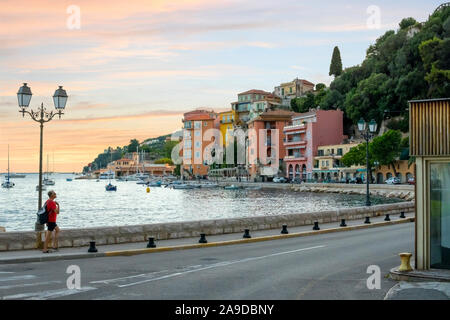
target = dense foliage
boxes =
[341,130,405,175]
[293,7,450,129]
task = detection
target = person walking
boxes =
[42,190,60,253]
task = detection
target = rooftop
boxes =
[238,89,272,96]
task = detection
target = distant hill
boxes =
[83,132,180,173]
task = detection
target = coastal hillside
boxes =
[291,6,450,133]
[82,133,179,173]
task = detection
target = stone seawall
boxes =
[291,184,415,201]
[0,201,414,251]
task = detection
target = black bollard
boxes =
[147,237,156,248]
[88,241,98,253]
[384,214,391,221]
[281,225,289,234]
[400,211,406,218]
[340,219,347,227]
[243,229,251,238]
[313,221,320,230]
[364,216,371,224]
[199,233,208,244]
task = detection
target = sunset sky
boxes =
[0,0,442,172]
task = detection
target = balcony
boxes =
[284,155,306,161]
[283,123,306,132]
[284,139,306,147]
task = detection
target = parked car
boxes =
[385,177,401,185]
[349,177,363,184]
[408,177,415,185]
[273,176,287,183]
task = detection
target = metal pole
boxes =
[365,133,371,207]
[36,104,45,231]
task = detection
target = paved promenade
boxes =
[0,212,413,264]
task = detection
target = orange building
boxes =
[181,109,218,178]
[247,109,298,180]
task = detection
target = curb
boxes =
[389,266,450,283]
[0,217,414,264]
[104,217,415,257]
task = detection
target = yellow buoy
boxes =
[146,187,150,193]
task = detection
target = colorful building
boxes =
[232,89,273,126]
[105,153,175,177]
[218,110,235,147]
[181,109,217,178]
[373,160,415,184]
[313,142,363,182]
[283,109,345,181]
[274,78,315,106]
[247,109,298,180]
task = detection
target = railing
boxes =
[283,124,306,131]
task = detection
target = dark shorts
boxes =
[47,222,57,231]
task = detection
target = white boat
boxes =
[43,155,55,185]
[172,184,195,189]
[4,173,26,178]
[99,170,115,179]
[200,183,219,188]
[2,145,15,189]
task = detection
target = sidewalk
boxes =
[0,213,414,264]
[385,282,450,300]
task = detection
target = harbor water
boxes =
[0,174,402,231]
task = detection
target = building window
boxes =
[430,163,450,269]
[318,150,324,156]
[337,148,343,156]
[204,122,207,127]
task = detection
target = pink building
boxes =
[247,109,298,180]
[283,109,345,180]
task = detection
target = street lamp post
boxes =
[17,83,68,231]
[358,118,377,207]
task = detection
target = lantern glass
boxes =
[17,83,32,108]
[369,119,377,133]
[53,86,68,110]
[357,118,366,132]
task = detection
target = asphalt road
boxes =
[0,222,414,300]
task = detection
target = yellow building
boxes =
[373,160,415,184]
[313,142,364,181]
[218,110,235,146]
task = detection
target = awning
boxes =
[312,169,339,173]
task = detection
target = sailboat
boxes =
[105,151,117,191]
[1,145,15,189]
[43,154,55,185]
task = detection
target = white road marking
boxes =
[0,275,36,282]
[0,272,15,274]
[1,286,97,300]
[118,245,326,288]
[90,269,170,284]
[0,281,62,290]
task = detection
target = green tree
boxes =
[370,130,403,175]
[399,17,418,30]
[315,83,326,91]
[291,92,315,113]
[154,158,174,165]
[163,140,179,158]
[341,143,370,167]
[127,139,140,153]
[341,130,402,175]
[329,46,343,77]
